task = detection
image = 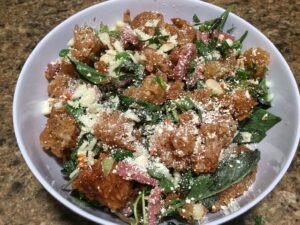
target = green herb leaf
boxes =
[61,133,96,177]
[111,148,134,161]
[179,170,195,193]
[211,149,260,194]
[234,108,281,144]
[109,30,120,38]
[232,30,248,50]
[201,195,219,209]
[143,29,169,48]
[61,160,77,177]
[59,49,70,57]
[119,95,161,112]
[64,104,85,123]
[193,14,201,24]
[159,177,175,193]
[99,24,110,33]
[236,69,250,80]
[115,51,131,60]
[196,6,232,32]
[163,150,260,217]
[211,6,232,30]
[196,39,218,60]
[68,57,108,85]
[114,52,145,86]
[155,75,167,89]
[248,78,271,105]
[174,96,195,112]
[148,168,174,193]
[187,174,213,200]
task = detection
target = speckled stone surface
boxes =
[0,0,299,225]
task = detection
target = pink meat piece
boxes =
[120,26,139,47]
[212,30,235,41]
[196,31,210,44]
[172,43,197,80]
[116,162,159,186]
[147,186,162,225]
[186,64,204,86]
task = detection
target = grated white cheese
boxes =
[98,32,113,49]
[68,38,74,47]
[133,52,146,64]
[240,132,252,143]
[134,28,153,41]
[41,98,55,115]
[157,34,178,54]
[124,110,141,122]
[71,84,101,108]
[113,40,124,52]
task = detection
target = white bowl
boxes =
[13,0,300,224]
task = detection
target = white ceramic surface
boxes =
[13,0,300,224]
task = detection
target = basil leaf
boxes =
[234,108,281,144]
[59,49,70,57]
[147,168,174,193]
[187,174,213,200]
[193,14,201,24]
[211,149,260,194]
[163,150,260,217]
[68,57,108,85]
[179,170,195,193]
[61,160,76,177]
[159,177,175,193]
[201,195,218,209]
[119,95,161,112]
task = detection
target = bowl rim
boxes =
[13,0,300,224]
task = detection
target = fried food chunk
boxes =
[93,110,137,151]
[123,74,167,105]
[40,108,79,159]
[94,60,108,74]
[203,54,237,80]
[143,48,173,75]
[149,114,200,172]
[48,74,71,98]
[220,88,258,121]
[130,11,164,35]
[171,18,196,46]
[70,25,104,63]
[188,88,212,105]
[192,138,222,174]
[72,154,133,211]
[243,48,270,79]
[166,80,184,100]
[192,118,236,174]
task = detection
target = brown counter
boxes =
[0,0,299,224]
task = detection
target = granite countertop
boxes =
[0,0,299,225]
